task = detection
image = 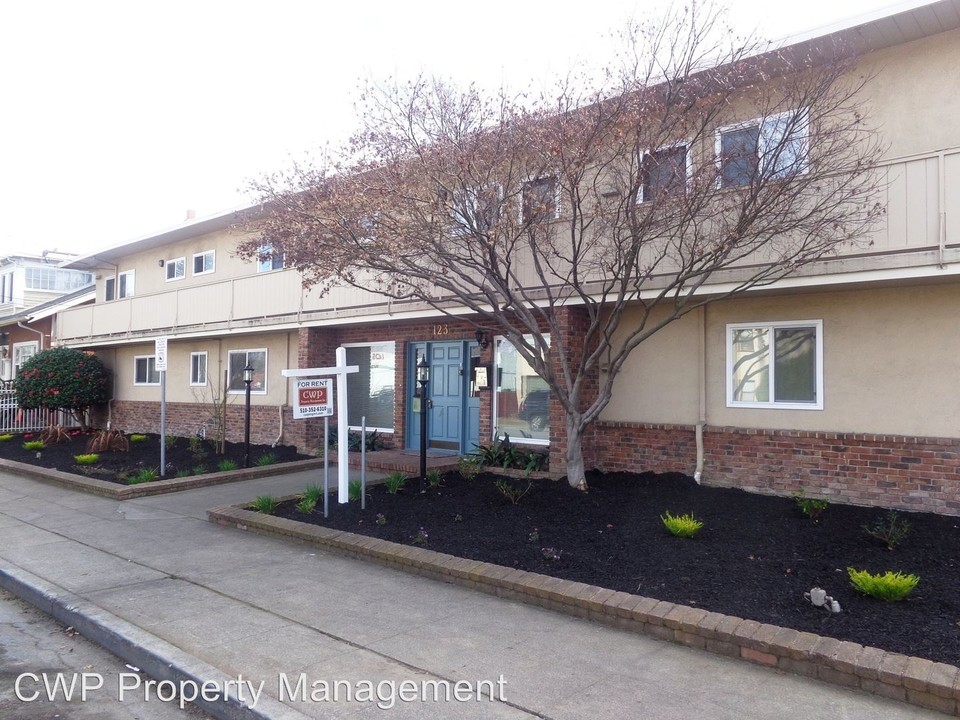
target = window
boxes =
[521,176,560,223]
[24,268,93,291]
[640,145,689,202]
[0,272,13,303]
[716,109,809,188]
[344,342,396,431]
[227,349,267,393]
[192,250,215,276]
[134,355,160,386]
[13,342,38,376]
[494,334,551,444]
[450,185,502,235]
[105,270,134,301]
[165,257,185,281]
[727,320,822,409]
[190,352,207,386]
[256,245,284,273]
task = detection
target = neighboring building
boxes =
[0,252,93,318]
[56,0,960,515]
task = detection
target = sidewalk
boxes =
[0,468,942,719]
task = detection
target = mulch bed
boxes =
[274,470,960,666]
[0,431,309,484]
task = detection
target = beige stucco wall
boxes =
[602,281,960,438]
[106,331,297,406]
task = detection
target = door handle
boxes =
[428,399,434,409]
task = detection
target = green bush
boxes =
[23,440,45,451]
[495,478,532,505]
[302,484,323,505]
[129,434,148,443]
[864,511,911,550]
[217,459,239,472]
[255,452,277,466]
[457,455,483,481]
[793,488,829,521]
[348,479,365,502]
[127,467,159,484]
[473,435,548,473]
[0,434,13,442]
[384,472,406,494]
[14,347,110,425]
[251,495,278,514]
[296,496,317,514]
[426,469,443,488]
[661,511,704,538]
[847,567,919,600]
[74,453,100,465]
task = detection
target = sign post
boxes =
[283,347,359,504]
[155,337,168,476]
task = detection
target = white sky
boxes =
[0,0,903,258]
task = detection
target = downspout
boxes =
[17,322,45,351]
[694,306,706,485]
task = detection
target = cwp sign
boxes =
[293,378,334,418]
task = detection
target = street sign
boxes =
[154,336,168,371]
[293,378,334,418]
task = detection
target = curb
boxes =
[207,504,960,717]
[0,457,327,499]
[0,561,310,720]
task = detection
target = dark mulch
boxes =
[0,431,309,483]
[275,470,960,666]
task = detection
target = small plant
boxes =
[847,567,919,601]
[384,471,407,494]
[39,425,72,445]
[457,455,483,481]
[129,434,148,443]
[217,459,239,472]
[22,440,45,451]
[86,429,130,453]
[74,453,100,466]
[302,484,323,505]
[541,547,562,562]
[412,527,429,546]
[128,467,159,484]
[495,478,532,505]
[254,452,277,466]
[296,496,317,514]
[187,435,204,454]
[348,479,364,502]
[375,512,387,526]
[426,469,443,488]
[661,511,704,538]
[251,495,278,514]
[864,511,911,550]
[794,488,829,521]
[452,512,463,522]
[528,528,540,543]
[164,434,177,450]
[192,465,207,476]
[0,434,13,441]
[175,469,192,478]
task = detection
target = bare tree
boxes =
[239,4,883,490]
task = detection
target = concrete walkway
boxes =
[0,469,944,719]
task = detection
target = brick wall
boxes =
[588,421,960,516]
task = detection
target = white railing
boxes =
[0,385,70,433]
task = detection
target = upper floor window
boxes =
[450,185,502,235]
[257,245,284,273]
[24,267,93,291]
[727,320,822,410]
[0,272,13,303]
[716,109,809,188]
[134,355,160,386]
[165,257,186,281]
[192,250,215,276]
[105,270,135,302]
[227,348,267,393]
[640,145,689,202]
[521,175,560,223]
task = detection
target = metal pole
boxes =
[419,379,428,494]
[159,370,166,476]
[361,415,366,511]
[244,378,252,468]
[323,416,329,518]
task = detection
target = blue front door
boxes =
[429,342,463,450]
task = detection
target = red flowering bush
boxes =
[14,348,110,428]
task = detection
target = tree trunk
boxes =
[565,415,588,491]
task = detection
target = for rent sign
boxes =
[293,378,334,418]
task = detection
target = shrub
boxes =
[175,469,192,478]
[375,513,387,526]
[473,435,549,472]
[794,488,829,521]
[129,434,148,443]
[296,496,317,514]
[217,459,239,472]
[128,467,159,484]
[327,428,384,452]
[0,434,13,441]
[302,484,323,505]
[86,429,130,453]
[74,453,100,466]
[384,471,406,494]
[348,479,364,502]
[541,547,562,562]
[23,440,45,451]
[495,478,532,505]
[457,455,483,481]
[426,469,443,488]
[39,425,72,445]
[412,527,429,546]
[864,511,911,550]
[13,347,111,427]
[164,435,177,450]
[661,511,703,538]
[847,567,919,601]
[251,495,278,514]
[254,452,277,467]
[192,465,207,476]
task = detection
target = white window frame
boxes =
[450,184,503,236]
[638,141,692,203]
[192,250,215,276]
[726,319,823,410]
[165,257,186,282]
[12,341,38,376]
[189,351,208,387]
[227,348,268,394]
[715,109,809,188]
[134,355,161,386]
[519,175,561,223]
[492,333,551,446]
[105,270,135,301]
[342,341,396,432]
[256,245,284,273]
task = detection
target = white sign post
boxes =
[155,336,168,476]
[283,347,359,504]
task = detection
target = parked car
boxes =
[517,389,549,431]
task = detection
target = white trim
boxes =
[134,354,160,386]
[726,319,823,410]
[105,269,135,302]
[12,341,38,376]
[227,348,268,394]
[164,257,186,282]
[493,334,551,446]
[341,340,396,433]
[638,141,692,203]
[189,351,208,386]
[715,109,809,188]
[192,250,215,276]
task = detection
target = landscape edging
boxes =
[206,503,960,717]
